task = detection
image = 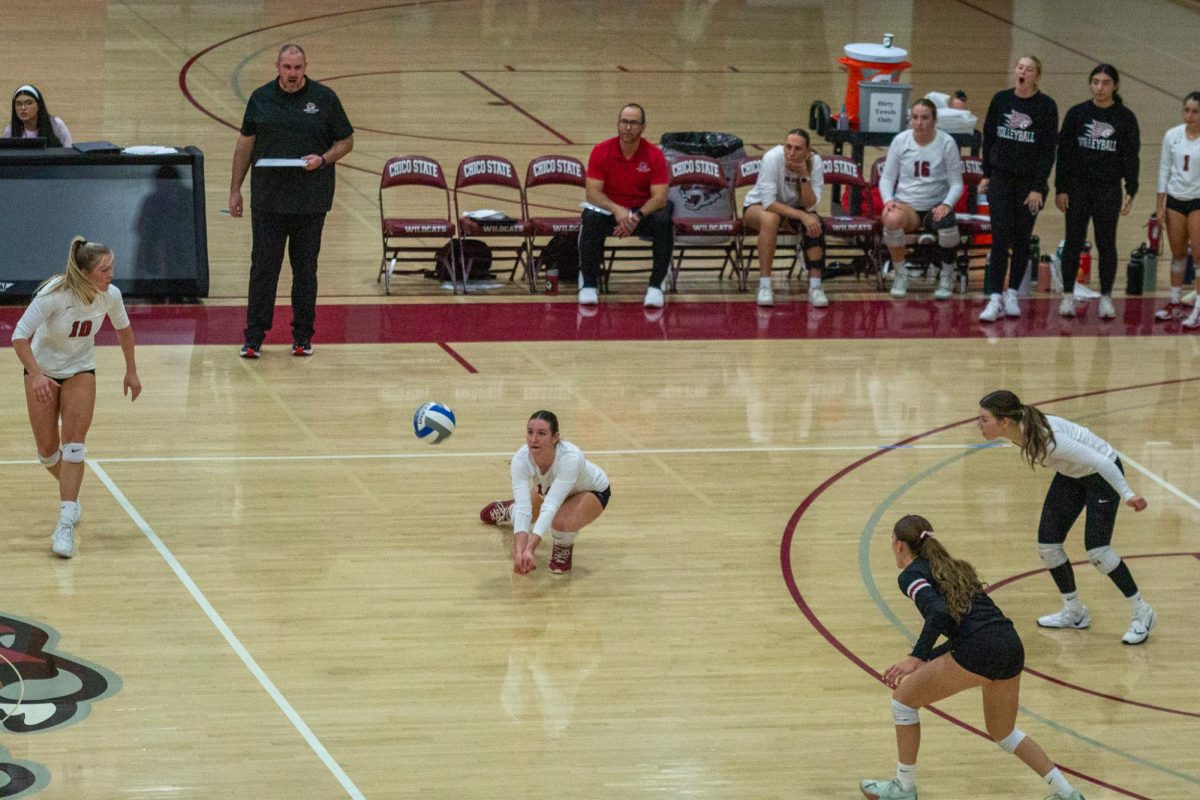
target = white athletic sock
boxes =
[759,276,771,288]
[1061,591,1081,608]
[1044,766,1073,798]
[59,500,79,521]
[1126,591,1148,611]
[1170,286,1182,303]
[895,762,916,791]
[809,276,821,289]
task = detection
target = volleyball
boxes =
[413,401,456,444]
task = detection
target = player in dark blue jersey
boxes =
[859,514,1085,800]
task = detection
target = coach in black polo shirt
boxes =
[229,43,354,358]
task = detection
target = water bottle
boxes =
[1125,245,1145,296]
[1146,214,1161,255]
[1186,246,1195,284]
[1037,255,1053,292]
[545,267,559,295]
[1028,234,1040,277]
[1078,242,1092,285]
[837,104,850,131]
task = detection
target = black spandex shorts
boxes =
[591,486,611,509]
[23,368,95,386]
[951,621,1025,681]
[1166,195,1200,216]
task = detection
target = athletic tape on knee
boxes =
[1087,546,1120,575]
[1038,543,1068,569]
[882,227,906,248]
[891,698,920,726]
[938,226,960,248]
[61,443,86,463]
[1172,258,1187,275]
[38,449,62,467]
[997,728,1026,753]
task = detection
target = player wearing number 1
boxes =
[11,236,141,559]
[878,99,964,300]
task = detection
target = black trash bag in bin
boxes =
[660,132,746,244]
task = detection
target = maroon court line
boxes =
[986,555,1200,719]
[780,378,1200,799]
[953,0,1187,102]
[458,71,573,145]
[437,342,477,373]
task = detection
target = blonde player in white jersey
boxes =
[976,390,1155,645]
[1153,91,1200,327]
[11,236,141,558]
[479,410,610,575]
[879,99,964,300]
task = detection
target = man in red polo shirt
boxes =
[579,103,672,307]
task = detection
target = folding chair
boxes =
[524,155,586,293]
[666,154,743,291]
[820,154,880,284]
[378,155,455,295]
[733,156,801,283]
[957,155,991,287]
[454,155,533,294]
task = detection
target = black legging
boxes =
[1060,180,1123,295]
[984,170,1040,296]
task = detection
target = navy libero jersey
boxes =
[982,88,1058,195]
[898,557,1010,661]
[241,78,354,214]
[1055,101,1140,196]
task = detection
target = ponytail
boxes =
[38,235,112,305]
[979,389,1054,469]
[893,515,984,621]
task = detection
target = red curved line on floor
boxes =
[781,377,1200,799]
[985,553,1200,719]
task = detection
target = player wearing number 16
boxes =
[11,236,142,559]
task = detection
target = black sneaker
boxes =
[239,343,262,359]
[292,340,313,356]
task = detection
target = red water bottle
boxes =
[545,268,559,295]
[1146,215,1161,255]
[1078,243,1092,285]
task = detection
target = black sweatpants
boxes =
[244,209,327,346]
[577,207,673,290]
[984,170,1040,296]
[1060,180,1123,296]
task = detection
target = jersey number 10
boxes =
[68,320,93,338]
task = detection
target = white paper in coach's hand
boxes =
[255,158,308,168]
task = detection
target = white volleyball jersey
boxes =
[1157,124,1200,199]
[1043,415,1134,500]
[743,145,825,211]
[510,440,609,537]
[880,129,964,210]
[12,278,130,379]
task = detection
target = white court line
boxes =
[1115,449,1200,512]
[1,442,996,466]
[87,460,366,800]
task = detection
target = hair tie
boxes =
[14,85,39,101]
[919,530,935,540]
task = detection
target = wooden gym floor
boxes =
[1,2,1199,799]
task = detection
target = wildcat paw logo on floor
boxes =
[0,613,122,797]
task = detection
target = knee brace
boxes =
[38,449,62,467]
[1172,258,1187,275]
[1087,546,1120,575]
[62,443,86,464]
[882,227,906,249]
[996,728,1026,754]
[937,225,961,249]
[891,698,920,726]
[1038,542,1068,569]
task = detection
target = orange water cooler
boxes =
[838,38,912,130]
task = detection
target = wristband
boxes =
[318,156,327,168]
[629,207,641,219]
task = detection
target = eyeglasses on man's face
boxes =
[618,119,644,127]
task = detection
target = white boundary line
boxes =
[1114,449,1200,512]
[1,442,998,466]
[87,461,365,800]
